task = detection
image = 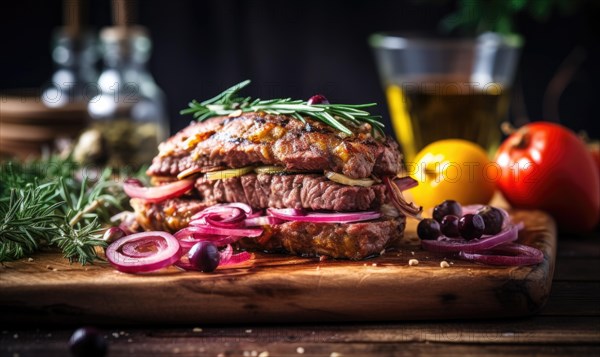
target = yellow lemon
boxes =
[407,139,496,208]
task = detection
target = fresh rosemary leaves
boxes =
[180,80,385,136]
[0,157,131,264]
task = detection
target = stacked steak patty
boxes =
[132,112,406,259]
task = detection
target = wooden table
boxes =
[1,232,598,356]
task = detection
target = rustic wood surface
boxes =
[1,213,599,356]
[1,210,556,326]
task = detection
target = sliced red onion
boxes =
[421,224,519,254]
[246,209,264,219]
[204,208,246,228]
[221,251,253,266]
[458,243,544,266]
[393,176,419,191]
[174,227,243,249]
[267,208,381,223]
[123,179,194,203]
[383,176,422,219]
[244,216,284,226]
[106,231,182,273]
[182,223,264,238]
[219,244,252,266]
[175,244,252,270]
[219,244,233,262]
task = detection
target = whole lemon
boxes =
[407,139,496,208]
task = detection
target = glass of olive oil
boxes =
[370,33,522,162]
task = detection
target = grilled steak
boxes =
[148,113,402,179]
[132,111,409,260]
[131,198,405,260]
[195,174,387,211]
[239,219,405,260]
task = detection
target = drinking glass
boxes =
[370,32,522,161]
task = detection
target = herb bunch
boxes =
[0,156,132,264]
[180,80,385,137]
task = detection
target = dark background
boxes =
[1,0,599,138]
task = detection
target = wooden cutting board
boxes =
[0,210,556,325]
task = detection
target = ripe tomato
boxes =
[495,122,600,233]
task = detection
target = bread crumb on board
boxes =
[440,261,450,268]
[408,259,419,266]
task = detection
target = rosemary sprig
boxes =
[180,80,385,137]
[0,156,132,264]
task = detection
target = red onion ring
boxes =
[174,227,243,249]
[204,208,246,228]
[267,208,381,223]
[123,179,194,203]
[393,176,419,191]
[421,224,519,254]
[244,216,284,226]
[458,243,544,266]
[186,222,264,237]
[106,231,182,273]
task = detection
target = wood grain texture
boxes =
[0,209,556,325]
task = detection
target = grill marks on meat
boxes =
[148,113,401,179]
[195,174,387,211]
[131,198,405,260]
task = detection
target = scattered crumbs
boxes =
[450,262,455,265]
[316,266,320,271]
[45,265,52,270]
[319,255,328,262]
[251,351,258,357]
[245,329,252,333]
[112,332,119,338]
[502,332,515,337]
[119,331,125,336]
[13,333,18,339]
[330,353,342,357]
[258,352,270,357]
[371,263,377,267]
[127,338,133,343]
[13,353,20,357]
[380,249,386,256]
[363,263,367,266]
[244,351,251,357]
[27,258,34,262]
[52,268,58,272]
[192,327,203,333]
[218,353,226,357]
[296,347,305,354]
[411,251,415,256]
[408,259,419,266]
[440,261,450,269]
[173,347,180,353]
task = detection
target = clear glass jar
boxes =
[86,26,168,169]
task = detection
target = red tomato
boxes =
[495,122,600,233]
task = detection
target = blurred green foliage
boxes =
[422,0,586,34]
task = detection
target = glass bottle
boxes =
[42,28,98,107]
[86,25,168,169]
